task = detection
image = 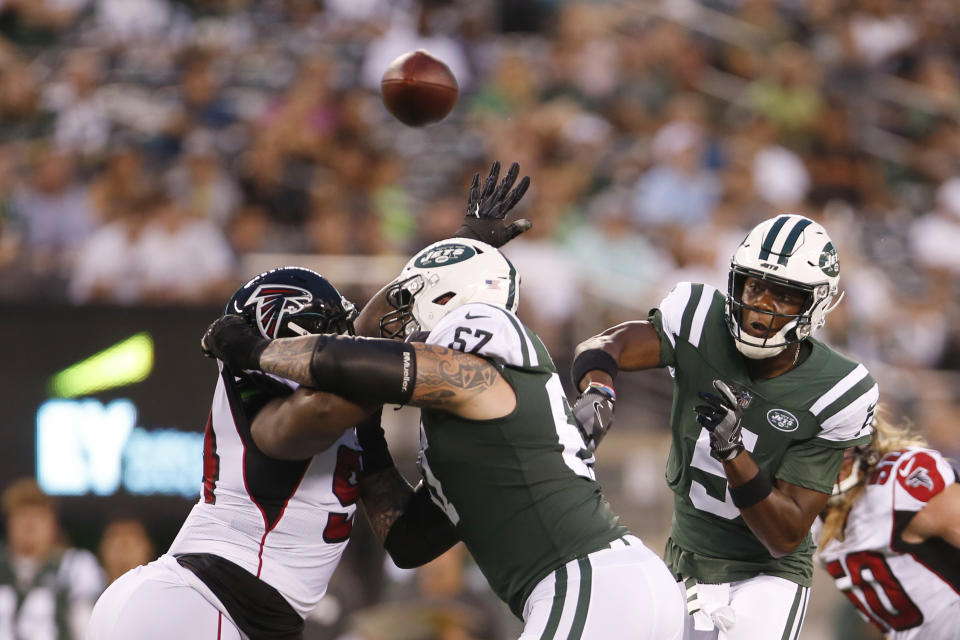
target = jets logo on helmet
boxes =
[240,284,312,339]
[414,244,476,268]
[380,238,519,339]
[726,214,844,359]
[819,242,839,277]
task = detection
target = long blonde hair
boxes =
[818,407,928,547]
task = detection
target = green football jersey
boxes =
[650,283,876,586]
[419,302,628,616]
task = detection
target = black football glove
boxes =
[572,384,616,451]
[694,379,744,462]
[201,314,269,372]
[454,160,531,248]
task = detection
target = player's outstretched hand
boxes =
[455,160,531,248]
[694,379,744,462]
[572,382,616,452]
[201,314,269,372]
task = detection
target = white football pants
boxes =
[87,555,242,640]
[678,573,810,640]
[520,535,684,640]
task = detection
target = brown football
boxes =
[381,49,459,127]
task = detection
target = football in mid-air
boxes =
[381,49,458,127]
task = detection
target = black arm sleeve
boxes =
[309,335,416,405]
[383,486,460,568]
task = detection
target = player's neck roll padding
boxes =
[309,335,416,406]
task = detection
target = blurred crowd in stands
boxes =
[1,0,958,372]
[2,1,957,638]
[1,0,958,357]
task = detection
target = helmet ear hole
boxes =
[432,292,455,306]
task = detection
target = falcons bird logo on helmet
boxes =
[235,284,312,339]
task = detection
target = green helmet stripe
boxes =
[759,215,791,261]
[503,253,517,311]
[777,218,813,265]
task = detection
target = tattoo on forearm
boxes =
[359,469,414,542]
[260,336,319,386]
[414,344,498,407]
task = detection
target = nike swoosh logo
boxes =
[464,312,489,319]
[899,458,915,477]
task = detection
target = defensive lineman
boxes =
[87,267,372,639]
[202,235,685,639]
[571,214,877,639]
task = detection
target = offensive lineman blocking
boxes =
[87,161,532,639]
[202,235,685,639]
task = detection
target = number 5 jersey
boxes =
[649,283,876,586]
[815,447,960,639]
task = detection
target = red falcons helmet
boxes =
[226,267,356,339]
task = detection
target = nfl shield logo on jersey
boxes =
[724,383,753,409]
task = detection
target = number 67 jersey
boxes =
[815,447,960,639]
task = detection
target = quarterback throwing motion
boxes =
[571,214,877,640]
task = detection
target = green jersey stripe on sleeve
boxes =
[688,285,715,347]
[658,282,694,349]
[809,364,869,416]
[523,325,555,371]
[818,383,878,445]
[678,284,705,344]
[489,305,532,367]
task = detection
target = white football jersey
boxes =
[168,366,362,618]
[815,447,960,639]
